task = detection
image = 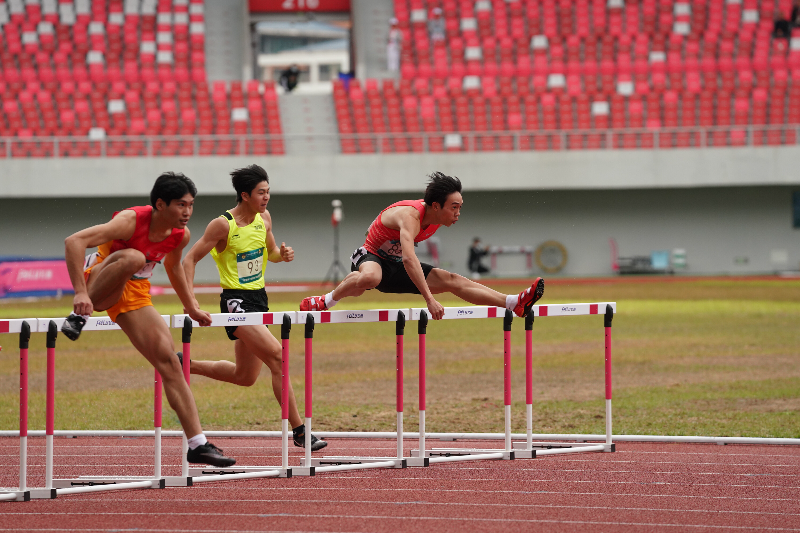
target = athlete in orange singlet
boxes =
[62,172,234,467]
[300,172,544,320]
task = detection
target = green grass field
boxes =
[1,278,799,438]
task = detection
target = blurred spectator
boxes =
[773,12,791,39]
[792,0,800,27]
[428,7,445,42]
[468,237,490,279]
[279,65,300,92]
[387,17,402,72]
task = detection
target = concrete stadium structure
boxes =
[1,147,799,283]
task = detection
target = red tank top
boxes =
[97,205,185,280]
[363,200,441,262]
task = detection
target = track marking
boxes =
[22,498,798,517]
[0,513,796,531]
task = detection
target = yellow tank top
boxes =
[211,211,267,290]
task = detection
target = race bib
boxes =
[377,240,404,262]
[237,248,264,284]
[132,261,158,280]
[350,246,368,267]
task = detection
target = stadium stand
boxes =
[0,0,284,157]
[335,0,800,153]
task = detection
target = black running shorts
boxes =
[219,288,270,341]
[350,247,434,294]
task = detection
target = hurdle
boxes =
[403,303,616,460]
[29,317,169,498]
[170,311,295,479]
[409,306,516,463]
[0,319,36,502]
[512,302,615,457]
[297,309,407,472]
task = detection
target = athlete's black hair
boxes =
[231,164,269,203]
[150,172,197,207]
[423,171,462,208]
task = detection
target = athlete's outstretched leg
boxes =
[300,261,382,311]
[427,269,544,317]
[189,341,262,386]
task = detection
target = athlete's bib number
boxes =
[237,248,264,284]
[377,240,404,262]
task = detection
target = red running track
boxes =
[2,437,799,532]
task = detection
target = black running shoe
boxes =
[61,314,87,341]
[293,426,328,451]
[187,442,236,467]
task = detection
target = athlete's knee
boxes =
[355,270,381,290]
[113,249,147,271]
[233,370,259,387]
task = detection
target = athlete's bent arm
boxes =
[263,211,294,263]
[182,218,230,295]
[398,213,444,320]
[64,211,137,316]
[166,229,212,326]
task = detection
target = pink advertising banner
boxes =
[0,260,73,298]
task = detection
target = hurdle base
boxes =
[1,491,30,502]
[311,457,406,469]
[291,466,315,476]
[28,488,57,499]
[405,456,429,467]
[189,466,291,478]
[163,476,193,487]
[512,441,611,456]
[412,448,515,460]
[51,477,165,489]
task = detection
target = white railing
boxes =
[0,125,797,158]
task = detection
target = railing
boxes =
[0,125,797,158]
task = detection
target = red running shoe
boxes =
[300,295,328,311]
[513,277,545,318]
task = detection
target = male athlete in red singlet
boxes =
[300,172,544,320]
[61,172,235,467]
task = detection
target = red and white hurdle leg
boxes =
[407,311,429,467]
[604,304,614,452]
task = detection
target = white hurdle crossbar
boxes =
[27,316,171,499]
[297,309,407,472]
[170,312,297,479]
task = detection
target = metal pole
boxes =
[604,305,614,449]
[304,314,314,468]
[45,321,57,490]
[154,369,162,479]
[396,311,405,460]
[19,321,30,492]
[418,310,428,458]
[181,317,192,478]
[503,310,512,452]
[281,315,291,471]
[525,313,533,450]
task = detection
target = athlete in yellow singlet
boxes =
[182,164,327,451]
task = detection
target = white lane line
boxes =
[69,487,800,503]
[0,513,795,531]
[20,498,797,517]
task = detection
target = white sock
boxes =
[505,294,518,311]
[69,312,91,320]
[325,291,338,308]
[186,433,207,450]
